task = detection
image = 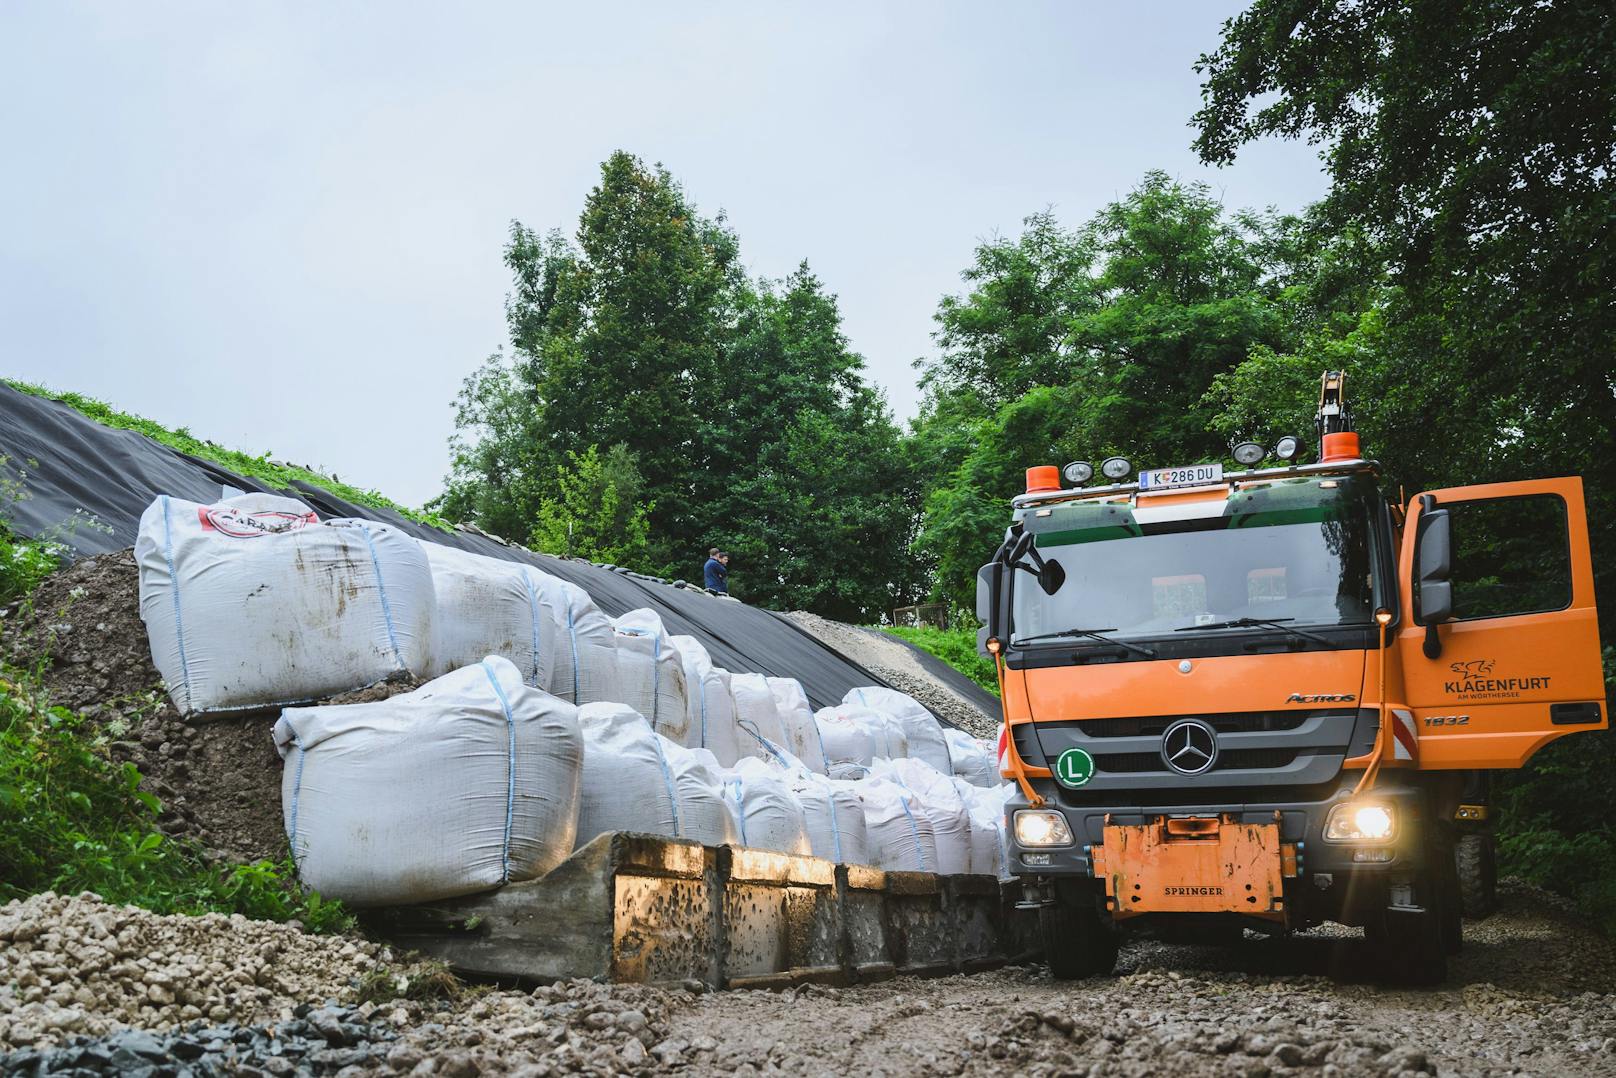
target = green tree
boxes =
[530,444,652,567]
[915,173,1298,609]
[924,211,1098,411]
[1194,0,1616,625]
[440,155,920,619]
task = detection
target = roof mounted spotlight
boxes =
[1061,460,1094,485]
[1232,441,1266,466]
[1100,456,1132,481]
[1273,434,1302,461]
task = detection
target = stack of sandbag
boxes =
[873,757,972,874]
[419,542,548,683]
[955,779,1014,880]
[855,776,939,872]
[843,687,952,774]
[767,677,827,773]
[273,656,583,906]
[574,703,737,848]
[944,728,999,787]
[789,773,870,865]
[610,609,690,740]
[729,673,792,761]
[719,757,811,856]
[669,636,744,765]
[137,493,434,715]
[813,705,878,779]
[528,572,619,705]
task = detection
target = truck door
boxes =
[1398,477,1606,768]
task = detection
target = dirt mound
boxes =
[1,549,419,864]
[786,612,998,738]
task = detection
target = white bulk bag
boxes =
[274,656,582,906]
[873,758,972,874]
[719,757,811,856]
[767,677,828,774]
[137,493,434,716]
[944,728,999,787]
[956,779,1014,880]
[730,673,792,761]
[575,702,682,846]
[790,774,870,865]
[664,743,741,847]
[529,573,618,705]
[852,708,910,761]
[669,636,744,765]
[420,542,547,682]
[855,776,939,873]
[610,609,690,740]
[843,687,953,774]
[813,705,878,780]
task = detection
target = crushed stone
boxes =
[787,611,999,737]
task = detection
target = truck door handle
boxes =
[1551,702,1603,726]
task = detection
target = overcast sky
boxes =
[2,3,1327,508]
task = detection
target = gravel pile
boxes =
[0,892,391,1049]
[786,611,998,737]
[0,549,418,863]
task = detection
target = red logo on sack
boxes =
[198,505,318,538]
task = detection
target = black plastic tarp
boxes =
[0,383,909,712]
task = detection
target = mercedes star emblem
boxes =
[1160,718,1218,776]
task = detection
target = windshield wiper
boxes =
[1173,616,1332,646]
[1013,627,1157,659]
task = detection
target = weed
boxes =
[4,380,452,531]
[356,960,465,1005]
[878,625,1001,696]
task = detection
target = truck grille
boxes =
[1078,712,1311,738]
[1013,709,1370,793]
[1093,748,1300,773]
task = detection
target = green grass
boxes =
[0,664,350,931]
[879,625,1000,696]
[5,379,450,530]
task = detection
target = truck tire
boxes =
[1040,900,1119,980]
[1455,832,1498,919]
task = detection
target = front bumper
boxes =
[1007,774,1432,885]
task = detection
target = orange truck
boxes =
[980,372,1607,984]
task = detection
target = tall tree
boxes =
[439,154,919,619]
[914,174,1297,608]
[1194,0,1616,615]
[530,443,652,567]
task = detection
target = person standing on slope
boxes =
[703,548,729,594]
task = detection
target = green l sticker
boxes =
[1055,748,1095,788]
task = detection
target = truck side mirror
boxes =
[1414,505,1453,657]
[1038,558,1066,595]
[976,562,1004,651]
[1415,508,1453,623]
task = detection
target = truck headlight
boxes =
[1014,809,1074,847]
[1324,802,1397,842]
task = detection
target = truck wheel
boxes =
[1039,899,1119,980]
[1455,832,1498,919]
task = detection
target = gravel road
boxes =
[7,882,1613,1076]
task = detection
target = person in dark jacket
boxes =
[703,548,729,593]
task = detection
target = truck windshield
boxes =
[1011,477,1376,644]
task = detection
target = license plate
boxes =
[1138,462,1224,491]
